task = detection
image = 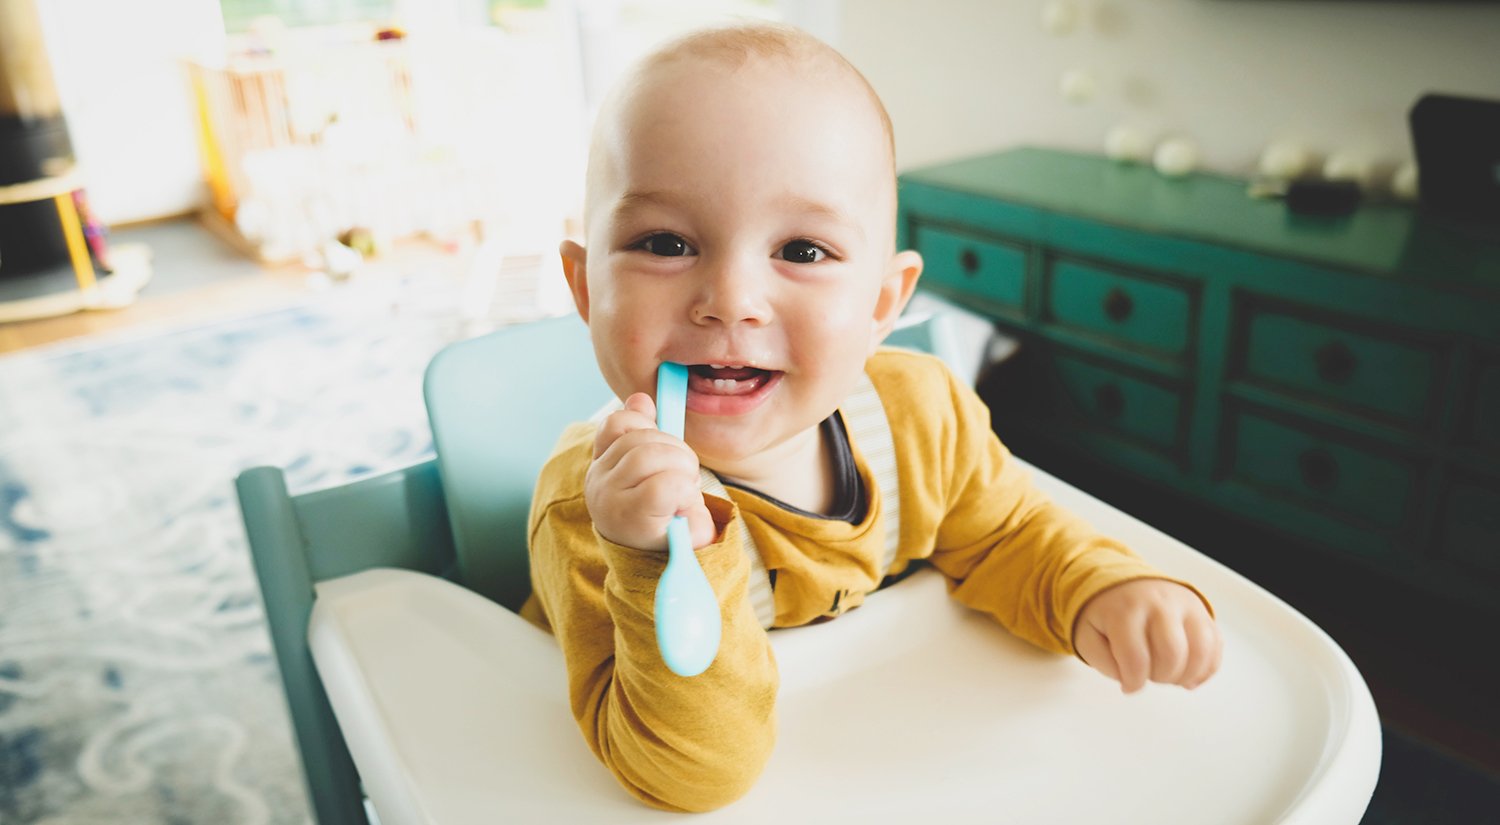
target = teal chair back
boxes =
[235,309,953,824]
[424,315,608,611]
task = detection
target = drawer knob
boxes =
[1094,383,1126,419]
[1298,448,1339,492]
[1103,287,1134,323]
[959,248,980,275]
[1314,341,1357,385]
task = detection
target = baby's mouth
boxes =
[687,364,778,396]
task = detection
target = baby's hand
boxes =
[1073,579,1221,694]
[586,392,716,552]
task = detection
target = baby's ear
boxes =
[871,249,924,348]
[560,240,590,321]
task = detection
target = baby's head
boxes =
[561,23,923,478]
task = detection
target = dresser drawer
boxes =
[1238,306,1440,428]
[1224,410,1416,531]
[1439,475,1500,578]
[1466,358,1500,452]
[1044,258,1193,358]
[1048,352,1186,454]
[912,225,1026,314]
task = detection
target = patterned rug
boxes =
[0,293,490,824]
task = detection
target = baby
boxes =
[519,22,1221,813]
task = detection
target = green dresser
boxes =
[898,147,1500,611]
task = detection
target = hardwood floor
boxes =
[0,267,310,354]
[0,217,471,355]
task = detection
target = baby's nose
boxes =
[691,260,771,326]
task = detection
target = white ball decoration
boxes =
[234,198,267,240]
[1104,125,1152,164]
[1153,138,1200,178]
[1041,0,1081,36]
[1392,161,1419,202]
[1258,141,1313,180]
[1060,68,1099,104]
[1323,151,1374,190]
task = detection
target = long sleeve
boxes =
[523,427,779,812]
[873,352,1204,656]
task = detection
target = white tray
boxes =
[308,462,1380,824]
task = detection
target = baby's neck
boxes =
[711,424,836,516]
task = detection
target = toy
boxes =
[1041,0,1081,36]
[1258,140,1314,180]
[1153,137,1200,178]
[1323,151,1376,191]
[1105,125,1152,163]
[1059,68,1098,104]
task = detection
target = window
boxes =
[220,0,397,32]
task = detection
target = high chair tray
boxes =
[308,464,1380,824]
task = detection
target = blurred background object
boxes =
[0,0,76,275]
[0,0,151,322]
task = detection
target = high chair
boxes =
[235,310,1380,825]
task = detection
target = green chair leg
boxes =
[237,466,369,825]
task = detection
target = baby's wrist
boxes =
[596,523,669,553]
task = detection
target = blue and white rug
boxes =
[0,295,489,824]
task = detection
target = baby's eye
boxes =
[636,233,695,257]
[778,240,828,264]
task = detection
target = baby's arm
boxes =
[920,365,1219,690]
[528,397,778,812]
[935,454,1221,692]
[1073,578,1221,693]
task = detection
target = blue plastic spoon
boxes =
[654,361,722,677]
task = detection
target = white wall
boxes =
[36,0,225,226]
[36,0,1500,223]
[834,0,1500,179]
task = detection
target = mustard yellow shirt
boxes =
[521,348,1196,812]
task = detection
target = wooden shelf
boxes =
[0,243,152,324]
[0,168,83,207]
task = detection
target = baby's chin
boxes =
[688,423,822,477]
[686,439,763,475]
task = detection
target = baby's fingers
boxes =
[682,496,717,550]
[607,438,701,497]
[1111,617,1152,694]
[1074,623,1120,683]
[1180,613,1223,690]
[592,393,659,459]
[1147,615,1191,686]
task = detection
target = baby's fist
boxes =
[1073,579,1221,694]
[585,392,715,551]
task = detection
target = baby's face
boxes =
[571,55,912,474]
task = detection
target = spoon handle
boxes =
[654,362,721,676]
[657,361,688,440]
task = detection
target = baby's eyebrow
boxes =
[611,190,683,221]
[774,194,866,242]
[609,190,866,241]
